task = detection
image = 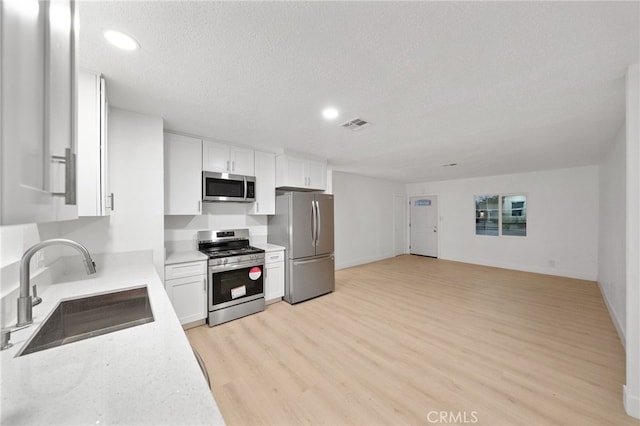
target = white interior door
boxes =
[394,194,406,256]
[410,196,438,257]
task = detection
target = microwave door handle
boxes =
[244,177,248,201]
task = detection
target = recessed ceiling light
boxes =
[103,30,139,51]
[322,107,339,120]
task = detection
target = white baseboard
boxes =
[335,253,395,270]
[596,281,626,348]
[440,255,597,281]
[624,385,640,419]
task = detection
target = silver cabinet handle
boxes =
[51,148,77,205]
[108,193,115,211]
[198,200,201,213]
[226,160,230,171]
[232,160,235,172]
[256,202,259,213]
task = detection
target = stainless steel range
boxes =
[197,229,265,326]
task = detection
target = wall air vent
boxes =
[341,117,371,131]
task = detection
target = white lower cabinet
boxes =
[265,250,285,302]
[165,260,207,325]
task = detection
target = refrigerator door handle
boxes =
[293,255,331,266]
[311,199,317,246]
[314,200,321,247]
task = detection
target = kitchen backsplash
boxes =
[164,202,268,253]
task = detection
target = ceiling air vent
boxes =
[341,117,371,131]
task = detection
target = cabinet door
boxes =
[265,260,285,301]
[100,77,112,214]
[78,70,111,216]
[77,71,100,216]
[276,155,306,188]
[164,133,202,215]
[248,151,275,215]
[1,0,77,224]
[165,275,207,324]
[306,160,326,191]
[165,260,207,280]
[48,0,77,222]
[202,140,230,173]
[230,146,254,176]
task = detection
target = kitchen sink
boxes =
[18,286,154,357]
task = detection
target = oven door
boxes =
[209,261,264,310]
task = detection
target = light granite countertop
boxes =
[0,258,225,425]
[165,249,209,265]
[251,242,286,253]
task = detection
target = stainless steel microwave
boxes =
[202,171,256,202]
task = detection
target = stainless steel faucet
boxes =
[17,239,97,327]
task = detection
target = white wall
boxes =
[333,171,405,270]
[624,63,640,419]
[164,203,268,251]
[57,108,165,278]
[406,166,599,280]
[598,124,626,344]
[0,222,62,327]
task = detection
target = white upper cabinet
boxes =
[78,70,112,216]
[275,154,327,191]
[1,0,78,225]
[248,151,275,215]
[202,140,254,176]
[306,159,327,191]
[165,133,203,215]
[201,140,229,173]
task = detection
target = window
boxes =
[501,195,527,236]
[475,195,499,236]
[475,194,527,237]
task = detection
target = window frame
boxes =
[474,193,528,238]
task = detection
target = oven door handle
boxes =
[209,262,263,273]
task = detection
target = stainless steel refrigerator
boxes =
[268,192,335,304]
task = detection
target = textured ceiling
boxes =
[78,1,639,184]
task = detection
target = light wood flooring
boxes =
[186,255,634,426]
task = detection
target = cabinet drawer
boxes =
[265,250,284,264]
[165,261,207,280]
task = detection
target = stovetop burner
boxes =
[201,246,264,259]
[197,229,264,262]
